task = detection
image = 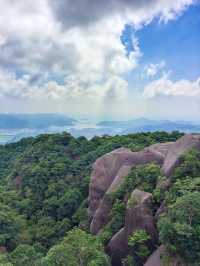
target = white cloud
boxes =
[0,68,128,105]
[0,68,29,98]
[145,61,166,77]
[0,0,196,115]
[143,75,200,98]
[49,0,194,29]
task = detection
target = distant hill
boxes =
[0,113,76,129]
[98,118,156,128]
[1,116,200,145]
[98,118,200,134]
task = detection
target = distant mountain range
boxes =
[98,118,200,134]
[0,114,76,129]
[1,114,200,145]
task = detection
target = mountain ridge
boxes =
[0,113,76,129]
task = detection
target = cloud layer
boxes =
[0,0,198,117]
[50,0,194,28]
[144,75,200,98]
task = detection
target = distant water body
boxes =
[1,119,200,145]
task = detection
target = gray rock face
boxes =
[107,189,156,263]
[107,228,127,266]
[88,144,170,234]
[90,164,132,234]
[145,142,174,158]
[89,135,200,232]
[88,148,134,220]
[155,201,167,221]
[125,189,157,241]
[162,134,200,177]
[88,134,200,265]
[144,245,186,266]
[144,245,166,266]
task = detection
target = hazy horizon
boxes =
[1,112,200,124]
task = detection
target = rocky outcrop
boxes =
[107,189,156,264]
[144,245,166,266]
[145,142,174,158]
[88,134,200,265]
[125,190,156,241]
[106,228,127,265]
[144,245,187,266]
[89,144,172,234]
[162,134,200,177]
[155,201,167,221]
[90,164,132,234]
[88,148,133,220]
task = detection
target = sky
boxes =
[0,0,200,121]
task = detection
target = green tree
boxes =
[172,149,200,182]
[41,229,111,266]
[10,244,43,266]
[0,203,25,250]
[0,253,13,266]
[159,192,200,263]
[128,230,151,266]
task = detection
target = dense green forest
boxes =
[1,131,200,265]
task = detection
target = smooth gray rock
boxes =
[162,134,200,177]
[144,245,166,266]
[89,144,170,234]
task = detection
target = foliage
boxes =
[0,203,26,250]
[158,149,200,264]
[9,244,43,266]
[172,148,200,182]
[0,131,183,263]
[100,199,126,244]
[113,163,162,202]
[128,230,151,266]
[41,228,111,266]
[159,192,200,263]
[0,253,13,266]
[166,176,200,204]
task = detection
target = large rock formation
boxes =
[90,164,132,234]
[88,134,200,265]
[107,189,156,265]
[88,148,133,220]
[144,245,186,266]
[106,228,127,265]
[162,134,200,177]
[144,245,166,266]
[88,143,173,234]
[125,189,157,241]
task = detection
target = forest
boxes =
[1,131,200,265]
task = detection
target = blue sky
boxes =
[122,3,200,91]
[137,4,200,81]
[0,0,199,121]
